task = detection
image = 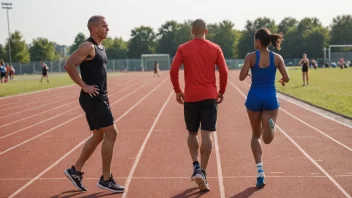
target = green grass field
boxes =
[0,72,122,97]
[276,67,352,118]
[2,69,351,118]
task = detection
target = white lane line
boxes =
[239,80,352,152]
[122,90,173,198]
[242,80,352,129]
[213,131,226,198]
[0,78,158,156]
[2,175,352,181]
[0,80,141,140]
[0,78,138,128]
[8,76,169,198]
[0,95,73,119]
[0,84,75,100]
[230,81,351,198]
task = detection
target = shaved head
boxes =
[192,19,207,35]
[87,15,105,31]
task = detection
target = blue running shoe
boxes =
[256,171,265,188]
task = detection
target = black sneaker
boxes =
[191,168,210,191]
[97,174,125,193]
[64,166,87,192]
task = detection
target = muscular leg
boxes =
[247,109,268,187]
[95,123,124,193]
[261,109,279,144]
[100,124,118,181]
[200,130,213,171]
[185,101,201,164]
[247,109,263,164]
[65,129,103,191]
[188,131,199,163]
[75,130,104,172]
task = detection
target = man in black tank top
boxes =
[63,15,124,193]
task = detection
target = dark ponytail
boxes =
[269,33,284,50]
[255,28,284,50]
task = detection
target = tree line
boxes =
[0,15,351,63]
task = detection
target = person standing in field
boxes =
[0,61,6,83]
[153,61,160,77]
[40,62,50,83]
[299,54,309,86]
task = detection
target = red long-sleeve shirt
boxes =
[170,39,228,102]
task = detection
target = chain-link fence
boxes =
[6,56,350,75]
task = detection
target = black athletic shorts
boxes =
[79,92,114,131]
[184,99,217,132]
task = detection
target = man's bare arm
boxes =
[64,42,99,96]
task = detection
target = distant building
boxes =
[54,43,68,57]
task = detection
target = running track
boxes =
[0,71,351,198]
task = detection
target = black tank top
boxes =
[302,60,308,68]
[79,37,108,97]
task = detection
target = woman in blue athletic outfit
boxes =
[239,28,289,188]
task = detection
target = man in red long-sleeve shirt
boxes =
[170,18,228,191]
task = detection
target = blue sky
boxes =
[0,0,351,46]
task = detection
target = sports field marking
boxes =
[0,78,161,156]
[122,90,173,198]
[231,81,351,198]
[0,108,75,140]
[0,86,76,109]
[0,79,140,129]
[279,107,352,151]
[235,80,352,151]
[2,175,352,181]
[0,102,75,128]
[0,84,75,100]
[8,76,169,198]
[0,100,47,111]
[241,81,352,129]
[0,81,144,140]
[0,95,74,119]
[0,74,128,100]
[213,131,226,198]
[0,75,128,107]
[291,136,315,139]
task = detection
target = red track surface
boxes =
[0,71,351,198]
